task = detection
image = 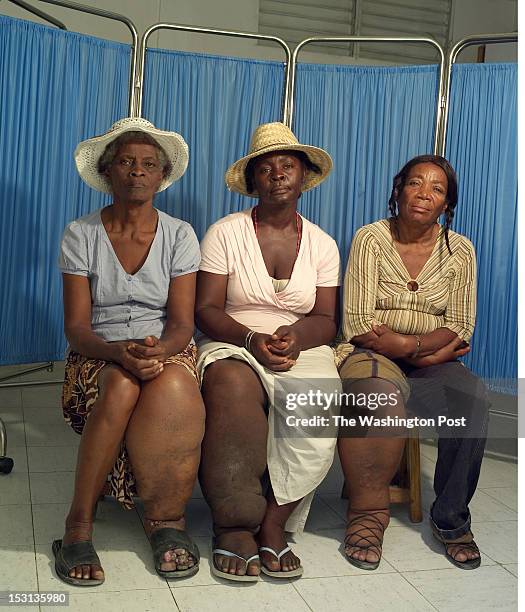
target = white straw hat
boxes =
[74,117,189,193]
[225,122,332,197]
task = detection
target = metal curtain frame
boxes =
[6,0,66,29]
[36,0,140,116]
[288,37,445,153]
[137,23,292,122]
[438,32,518,156]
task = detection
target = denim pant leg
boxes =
[406,361,490,539]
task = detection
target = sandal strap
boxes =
[53,540,101,573]
[344,510,389,555]
[212,548,260,566]
[446,541,480,560]
[259,546,291,560]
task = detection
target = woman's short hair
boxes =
[388,154,458,254]
[97,131,173,178]
[244,150,322,194]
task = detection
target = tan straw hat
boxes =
[225,122,332,197]
[74,117,189,194]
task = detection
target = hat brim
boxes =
[74,124,189,194]
[224,143,333,197]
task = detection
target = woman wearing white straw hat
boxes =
[195,122,341,581]
[55,118,204,586]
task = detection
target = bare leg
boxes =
[258,489,302,572]
[338,378,406,564]
[62,366,141,582]
[199,359,268,577]
[125,363,205,572]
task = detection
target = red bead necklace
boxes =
[252,206,302,256]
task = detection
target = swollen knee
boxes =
[211,491,267,531]
[203,360,251,393]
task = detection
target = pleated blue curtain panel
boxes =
[141,48,285,239]
[0,15,129,364]
[292,63,440,265]
[445,63,517,392]
[0,15,517,392]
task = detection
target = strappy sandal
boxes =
[343,509,389,571]
[431,528,481,570]
[259,546,303,578]
[52,539,104,587]
[149,528,200,579]
[211,537,260,582]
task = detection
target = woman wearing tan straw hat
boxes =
[54,118,204,586]
[195,122,341,581]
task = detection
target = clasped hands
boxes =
[115,335,168,381]
[362,324,470,365]
[249,326,301,371]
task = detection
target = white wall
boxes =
[0,0,517,63]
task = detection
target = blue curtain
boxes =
[142,48,285,239]
[292,63,440,266]
[0,15,517,393]
[0,15,130,364]
[445,63,517,393]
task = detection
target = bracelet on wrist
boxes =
[244,330,256,353]
[410,335,421,359]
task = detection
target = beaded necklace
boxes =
[251,205,302,256]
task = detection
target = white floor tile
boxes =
[29,471,75,504]
[288,528,397,578]
[27,445,78,472]
[36,539,169,593]
[171,581,311,612]
[0,464,30,504]
[480,486,517,511]
[295,573,435,611]
[403,565,517,611]
[21,385,62,409]
[381,522,496,572]
[0,387,22,409]
[477,456,517,489]
[0,503,33,546]
[470,520,517,564]
[32,500,146,546]
[0,546,38,591]
[40,588,177,612]
[23,403,67,425]
[467,489,517,522]
[304,495,345,531]
[502,564,518,577]
[24,421,79,447]
[0,408,26,447]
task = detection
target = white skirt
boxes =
[197,339,341,533]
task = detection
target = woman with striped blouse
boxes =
[336,155,489,571]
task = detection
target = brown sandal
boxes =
[432,529,481,570]
[343,509,389,571]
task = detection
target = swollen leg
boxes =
[125,363,205,571]
[200,359,268,576]
[338,378,406,564]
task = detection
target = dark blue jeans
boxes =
[402,361,490,539]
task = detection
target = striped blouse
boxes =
[340,219,477,347]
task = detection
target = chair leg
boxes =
[407,435,422,523]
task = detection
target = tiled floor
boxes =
[0,363,518,611]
